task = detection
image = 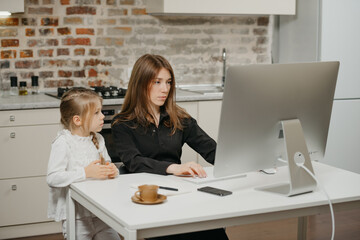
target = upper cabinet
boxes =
[146,0,296,16]
[0,0,24,14]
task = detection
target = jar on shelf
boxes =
[0,77,10,97]
[19,81,28,96]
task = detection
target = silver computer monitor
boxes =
[213,62,339,196]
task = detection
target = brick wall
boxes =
[0,0,272,90]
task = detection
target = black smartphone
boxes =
[197,186,232,196]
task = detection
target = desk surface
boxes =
[71,162,360,232]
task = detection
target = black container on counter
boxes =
[10,76,18,96]
[31,76,39,94]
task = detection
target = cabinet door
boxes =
[320,0,360,99]
[0,124,60,179]
[0,176,50,226]
[177,102,198,163]
[0,108,60,127]
[198,100,222,166]
[324,100,360,173]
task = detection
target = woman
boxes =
[111,54,228,240]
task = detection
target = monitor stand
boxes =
[256,119,317,197]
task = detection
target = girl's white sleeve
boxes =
[46,137,86,187]
[103,145,111,162]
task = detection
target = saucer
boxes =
[131,194,167,205]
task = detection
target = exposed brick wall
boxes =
[0,0,273,90]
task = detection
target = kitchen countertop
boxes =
[0,89,222,111]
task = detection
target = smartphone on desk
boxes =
[197,186,232,196]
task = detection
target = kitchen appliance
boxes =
[45,86,127,99]
[274,0,360,173]
[46,87,126,163]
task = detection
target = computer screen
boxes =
[213,62,339,195]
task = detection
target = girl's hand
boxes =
[106,162,119,179]
[85,160,113,179]
[166,162,207,178]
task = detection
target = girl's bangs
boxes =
[80,96,101,133]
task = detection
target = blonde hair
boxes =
[60,87,103,149]
[113,54,190,134]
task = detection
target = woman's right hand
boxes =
[166,162,207,178]
[85,160,113,179]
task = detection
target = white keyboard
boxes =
[180,167,246,184]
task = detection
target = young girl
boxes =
[47,87,120,240]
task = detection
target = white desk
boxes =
[67,162,360,240]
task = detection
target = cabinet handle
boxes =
[11,185,17,191]
[9,115,15,122]
[10,132,16,138]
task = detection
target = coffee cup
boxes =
[135,184,159,202]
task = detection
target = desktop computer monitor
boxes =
[213,61,339,196]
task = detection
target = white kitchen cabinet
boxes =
[0,108,59,127]
[146,0,296,15]
[177,101,198,164]
[0,0,24,13]
[198,100,222,167]
[0,124,60,179]
[0,176,49,226]
[178,100,223,166]
[320,0,360,99]
[276,0,360,173]
[320,0,360,173]
[198,100,222,141]
[324,100,360,173]
[0,108,62,238]
[0,109,61,179]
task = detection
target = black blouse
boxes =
[111,111,216,175]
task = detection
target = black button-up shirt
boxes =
[111,111,216,175]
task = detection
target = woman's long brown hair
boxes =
[112,54,190,134]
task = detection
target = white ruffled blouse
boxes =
[47,129,115,222]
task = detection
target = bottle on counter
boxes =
[10,76,18,96]
[31,76,39,95]
[19,81,28,96]
[0,77,10,97]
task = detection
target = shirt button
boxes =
[153,130,155,132]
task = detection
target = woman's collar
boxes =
[159,107,169,122]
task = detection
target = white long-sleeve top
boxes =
[47,129,115,222]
